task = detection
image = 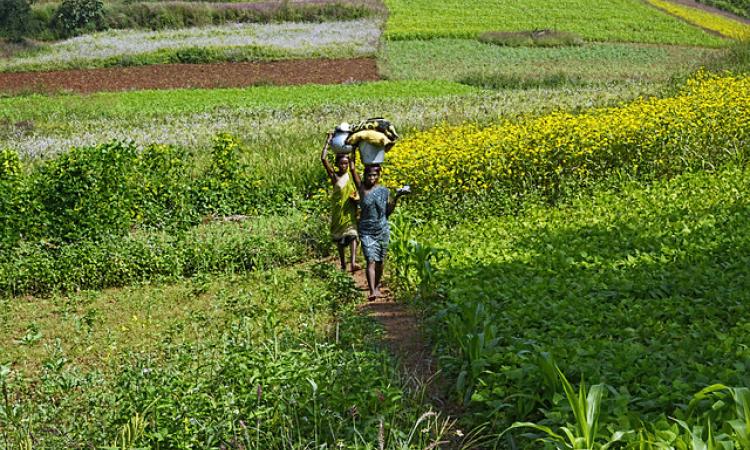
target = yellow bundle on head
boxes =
[345,130,393,147]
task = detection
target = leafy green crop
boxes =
[383,0,728,46]
[380,39,720,85]
[405,166,750,431]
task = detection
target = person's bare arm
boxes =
[386,190,399,216]
[320,133,336,184]
[350,148,362,193]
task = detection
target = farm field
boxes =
[0,19,382,72]
[382,0,729,45]
[1,0,750,447]
[402,164,750,445]
[380,39,721,85]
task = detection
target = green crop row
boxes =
[393,165,750,435]
[380,39,720,86]
[382,0,728,46]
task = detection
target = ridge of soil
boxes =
[0,57,379,95]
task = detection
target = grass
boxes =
[382,0,729,46]
[380,39,721,85]
[0,261,452,448]
[0,80,479,123]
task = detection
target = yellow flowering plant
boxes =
[384,72,750,212]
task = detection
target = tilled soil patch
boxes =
[0,57,379,94]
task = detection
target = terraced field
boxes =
[1,0,749,448]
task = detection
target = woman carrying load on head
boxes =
[321,133,361,273]
[349,149,408,301]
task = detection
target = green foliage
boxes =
[0,266,444,448]
[504,366,750,449]
[411,166,750,432]
[383,0,727,46]
[478,30,584,47]
[389,213,451,299]
[379,39,719,86]
[22,0,377,41]
[696,0,750,19]
[0,149,22,246]
[51,0,105,38]
[31,141,141,242]
[0,213,313,296]
[103,1,378,31]
[0,133,329,295]
[0,0,32,42]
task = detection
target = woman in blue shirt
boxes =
[350,150,408,301]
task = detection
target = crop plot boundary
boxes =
[0,58,380,95]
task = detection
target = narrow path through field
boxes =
[0,57,379,94]
[351,269,461,416]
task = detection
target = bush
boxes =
[459,71,584,90]
[478,29,584,47]
[0,0,32,42]
[51,0,105,38]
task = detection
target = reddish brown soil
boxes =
[0,57,379,94]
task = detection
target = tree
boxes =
[0,0,32,42]
[52,0,104,38]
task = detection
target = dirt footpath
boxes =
[0,57,379,94]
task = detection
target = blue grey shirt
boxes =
[358,185,390,239]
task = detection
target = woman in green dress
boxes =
[321,134,361,272]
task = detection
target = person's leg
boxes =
[349,239,361,272]
[337,243,347,271]
[366,260,377,300]
[374,261,384,295]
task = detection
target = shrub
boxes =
[51,0,105,38]
[478,29,584,47]
[459,71,584,90]
[0,0,32,42]
[0,149,22,249]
